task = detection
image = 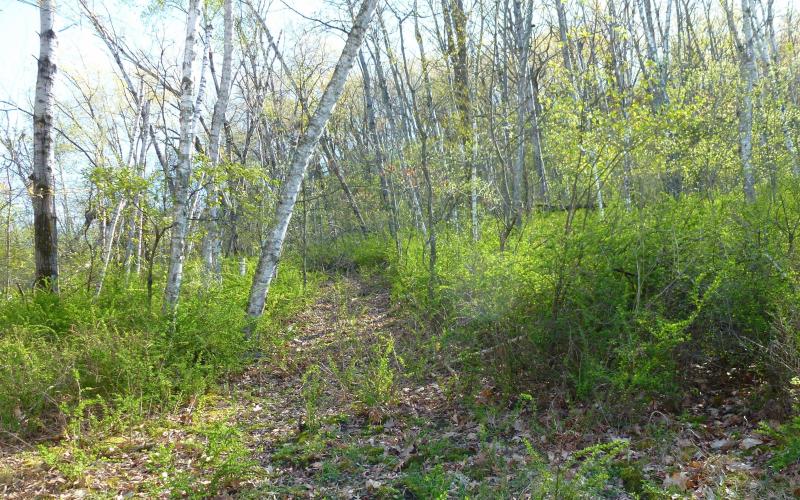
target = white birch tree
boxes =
[32,0,59,292]
[164,0,202,312]
[204,0,235,278]
[245,0,380,325]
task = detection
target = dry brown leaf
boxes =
[663,471,691,491]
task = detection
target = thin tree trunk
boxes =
[205,0,234,279]
[512,0,533,226]
[125,100,150,276]
[95,197,126,296]
[321,138,368,235]
[529,76,548,204]
[245,0,379,325]
[5,167,12,296]
[358,50,398,242]
[368,33,427,236]
[164,0,201,313]
[739,0,758,201]
[608,0,634,209]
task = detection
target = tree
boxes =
[164,0,202,313]
[32,0,59,292]
[737,0,757,202]
[512,0,534,225]
[204,0,235,279]
[723,0,758,202]
[441,0,478,240]
[245,0,381,326]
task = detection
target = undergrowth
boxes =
[0,258,317,437]
[326,186,800,418]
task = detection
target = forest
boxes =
[1,0,800,497]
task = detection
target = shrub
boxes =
[383,189,800,413]
[0,258,315,437]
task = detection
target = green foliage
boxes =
[400,464,452,499]
[326,334,399,412]
[0,258,314,437]
[760,416,800,471]
[379,184,800,412]
[306,233,393,273]
[301,364,325,430]
[180,420,257,497]
[272,428,333,467]
[357,337,398,409]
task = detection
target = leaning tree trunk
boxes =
[321,137,368,235]
[163,0,201,313]
[32,0,59,292]
[95,197,126,296]
[245,0,379,326]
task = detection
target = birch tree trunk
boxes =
[245,0,379,324]
[608,0,634,210]
[95,198,126,295]
[760,0,799,176]
[164,0,201,313]
[32,0,59,292]
[735,0,758,201]
[639,0,670,112]
[529,76,548,204]
[512,0,533,226]
[205,0,234,279]
[125,100,150,276]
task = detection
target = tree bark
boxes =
[206,0,235,279]
[164,0,201,313]
[731,0,758,201]
[512,0,533,226]
[32,0,59,292]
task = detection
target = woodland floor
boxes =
[1,274,799,498]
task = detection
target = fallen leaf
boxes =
[710,439,736,451]
[739,438,763,450]
[663,471,691,491]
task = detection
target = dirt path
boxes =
[228,276,798,498]
[229,275,459,498]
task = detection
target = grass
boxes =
[0,258,317,438]
[0,257,318,497]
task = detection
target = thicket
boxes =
[0,259,314,437]
[324,184,800,416]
